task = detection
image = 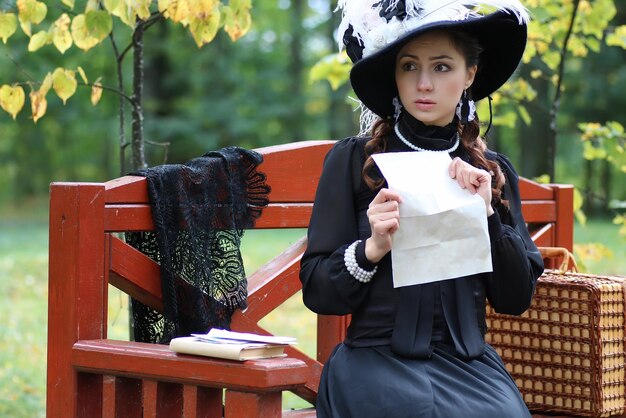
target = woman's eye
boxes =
[402,62,416,71]
[434,63,451,72]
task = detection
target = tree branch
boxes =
[4,52,37,83]
[547,0,580,180]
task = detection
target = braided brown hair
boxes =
[361,29,506,206]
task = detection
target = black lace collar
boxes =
[392,111,458,152]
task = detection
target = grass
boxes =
[574,218,625,276]
[0,202,48,418]
[0,199,623,416]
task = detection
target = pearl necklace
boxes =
[394,123,460,153]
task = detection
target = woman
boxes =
[299,1,544,417]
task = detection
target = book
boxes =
[169,329,296,361]
[192,328,297,345]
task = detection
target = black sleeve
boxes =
[485,153,544,315]
[299,138,374,315]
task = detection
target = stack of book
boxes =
[169,328,297,361]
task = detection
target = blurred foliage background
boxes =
[0,1,624,417]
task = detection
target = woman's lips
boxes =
[413,99,435,111]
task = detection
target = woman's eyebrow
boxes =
[430,54,454,60]
[397,53,454,60]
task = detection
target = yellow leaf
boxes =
[91,77,103,106]
[20,21,31,37]
[0,84,26,120]
[51,13,72,54]
[158,0,172,13]
[189,3,221,47]
[222,0,251,42]
[27,30,48,52]
[165,0,190,24]
[102,0,121,13]
[77,66,88,84]
[187,0,218,14]
[85,0,100,12]
[52,68,77,104]
[109,0,136,27]
[62,0,75,9]
[40,72,53,94]
[17,0,47,25]
[71,14,99,51]
[0,12,18,43]
[29,89,47,123]
[134,0,152,20]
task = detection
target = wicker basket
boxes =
[486,254,626,418]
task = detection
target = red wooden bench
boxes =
[47,140,579,417]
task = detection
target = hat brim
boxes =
[349,11,527,119]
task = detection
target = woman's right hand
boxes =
[365,188,403,263]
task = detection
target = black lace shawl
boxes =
[127,147,270,344]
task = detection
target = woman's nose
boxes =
[417,73,433,91]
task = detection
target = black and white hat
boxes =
[337,0,529,121]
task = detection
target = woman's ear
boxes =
[466,65,478,89]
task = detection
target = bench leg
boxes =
[183,385,223,418]
[224,390,281,418]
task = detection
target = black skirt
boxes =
[316,343,531,418]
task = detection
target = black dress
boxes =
[299,116,544,418]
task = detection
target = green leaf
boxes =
[309,53,351,90]
[517,105,531,126]
[52,68,77,104]
[491,109,516,128]
[85,10,112,42]
[533,174,551,184]
[582,141,607,160]
[606,25,626,49]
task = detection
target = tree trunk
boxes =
[519,62,551,179]
[131,22,146,171]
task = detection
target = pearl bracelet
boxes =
[344,240,378,283]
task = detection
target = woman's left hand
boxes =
[448,157,494,216]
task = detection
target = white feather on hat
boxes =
[336,0,529,59]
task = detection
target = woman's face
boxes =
[395,31,477,127]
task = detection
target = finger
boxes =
[371,188,403,206]
[372,218,400,235]
[467,171,481,193]
[367,201,399,220]
[370,211,401,225]
[448,158,462,178]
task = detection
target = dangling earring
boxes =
[392,96,402,122]
[455,90,476,124]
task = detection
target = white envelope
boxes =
[372,152,492,287]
